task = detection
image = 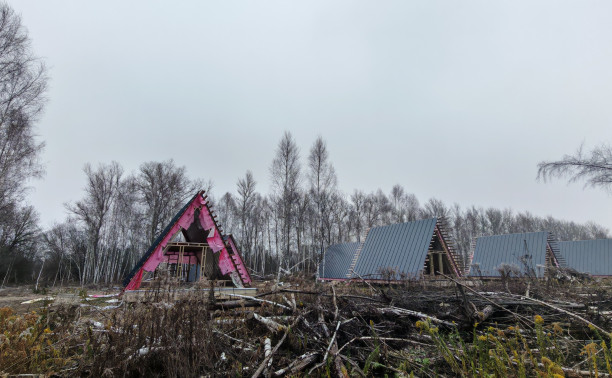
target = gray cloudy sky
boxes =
[12,1,612,231]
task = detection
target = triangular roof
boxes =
[558,239,612,276]
[468,231,561,278]
[123,191,252,291]
[350,217,461,280]
[318,242,359,280]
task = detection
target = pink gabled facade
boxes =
[123,191,252,291]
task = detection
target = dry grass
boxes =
[1,274,612,376]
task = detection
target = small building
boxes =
[319,217,462,281]
[123,190,251,291]
[467,231,563,278]
[558,239,612,277]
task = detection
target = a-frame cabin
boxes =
[467,231,563,278]
[123,190,252,291]
[317,217,462,282]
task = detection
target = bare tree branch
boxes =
[538,144,612,191]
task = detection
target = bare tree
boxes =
[349,190,366,241]
[307,136,337,264]
[585,221,609,239]
[450,203,470,264]
[48,160,208,285]
[256,195,275,274]
[43,222,88,286]
[134,160,201,243]
[389,185,420,223]
[538,144,612,191]
[327,192,349,244]
[363,193,379,229]
[421,198,449,219]
[294,191,310,270]
[66,162,123,284]
[0,205,39,286]
[390,185,406,223]
[236,170,257,262]
[0,4,47,213]
[270,131,301,265]
[485,208,505,235]
[217,192,237,234]
[0,3,48,284]
[405,193,420,221]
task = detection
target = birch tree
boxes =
[307,136,337,264]
[421,198,450,219]
[538,144,612,190]
[66,162,123,284]
[217,192,237,235]
[0,3,47,285]
[0,4,47,215]
[270,132,301,266]
[134,160,200,244]
[236,170,257,262]
[349,190,366,241]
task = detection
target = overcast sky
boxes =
[12,1,612,232]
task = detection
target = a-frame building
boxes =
[318,218,462,281]
[467,231,563,278]
[123,191,252,291]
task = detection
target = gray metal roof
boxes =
[319,242,359,279]
[558,239,612,276]
[352,218,438,280]
[468,231,558,278]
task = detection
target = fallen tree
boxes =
[2,274,612,376]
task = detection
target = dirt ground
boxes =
[2,277,612,376]
[0,285,121,314]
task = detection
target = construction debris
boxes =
[3,274,612,376]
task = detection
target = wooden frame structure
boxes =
[123,191,252,291]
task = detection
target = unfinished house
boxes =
[123,191,252,291]
[467,231,563,278]
[558,239,612,277]
[318,218,461,281]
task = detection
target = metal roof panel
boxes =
[558,239,612,276]
[468,231,551,277]
[319,242,360,279]
[353,218,438,280]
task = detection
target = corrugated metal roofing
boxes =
[352,218,438,280]
[468,231,556,278]
[558,239,612,276]
[318,242,359,279]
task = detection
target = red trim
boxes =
[226,236,252,285]
[319,277,452,284]
[125,268,143,291]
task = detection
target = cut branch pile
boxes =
[4,275,612,377]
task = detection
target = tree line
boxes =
[214,132,609,276]
[14,132,604,286]
[0,1,610,286]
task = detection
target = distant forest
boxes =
[0,2,608,286]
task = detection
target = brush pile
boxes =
[2,272,612,377]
